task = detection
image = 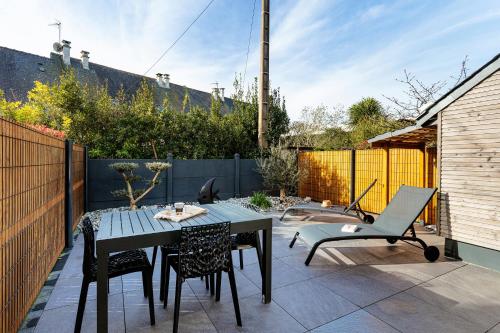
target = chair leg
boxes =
[151,246,158,270]
[239,249,244,269]
[159,249,166,301]
[141,271,148,297]
[74,277,90,333]
[215,271,222,302]
[227,268,242,326]
[210,273,215,296]
[173,274,183,333]
[147,269,155,325]
[255,232,263,278]
[163,258,171,309]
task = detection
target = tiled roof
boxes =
[0,46,233,113]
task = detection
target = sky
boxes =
[1,0,500,120]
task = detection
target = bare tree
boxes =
[385,56,469,119]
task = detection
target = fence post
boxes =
[350,149,356,204]
[234,153,241,198]
[65,140,74,248]
[383,146,390,206]
[83,146,89,213]
[167,153,174,204]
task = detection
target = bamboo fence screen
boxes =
[298,148,438,225]
[0,118,85,332]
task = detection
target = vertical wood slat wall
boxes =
[0,118,85,332]
[298,151,351,207]
[299,148,438,224]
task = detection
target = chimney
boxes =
[80,50,90,70]
[220,87,225,102]
[212,87,219,99]
[156,73,165,87]
[163,74,170,89]
[62,40,71,66]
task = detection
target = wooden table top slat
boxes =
[120,211,135,235]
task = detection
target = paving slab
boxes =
[314,266,403,307]
[406,272,500,331]
[35,294,124,333]
[365,291,484,333]
[310,309,399,333]
[239,257,310,290]
[271,279,358,330]
[201,293,306,333]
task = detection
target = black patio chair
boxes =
[75,218,155,333]
[162,222,242,333]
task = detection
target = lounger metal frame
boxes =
[289,186,439,265]
[280,179,378,222]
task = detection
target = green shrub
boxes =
[249,192,272,209]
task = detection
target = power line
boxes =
[142,0,216,76]
[242,0,257,86]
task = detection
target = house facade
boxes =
[369,53,500,271]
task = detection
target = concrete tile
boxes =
[232,247,261,267]
[311,309,399,333]
[367,260,465,282]
[35,294,124,333]
[488,323,500,333]
[45,276,122,310]
[406,277,500,331]
[202,293,306,333]
[272,237,312,259]
[365,292,484,333]
[240,258,310,290]
[436,264,500,300]
[314,266,401,307]
[124,286,216,332]
[187,270,260,301]
[279,251,353,278]
[272,279,358,329]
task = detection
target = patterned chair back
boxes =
[81,217,97,276]
[178,222,231,279]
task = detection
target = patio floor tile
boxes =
[310,309,399,333]
[314,266,402,307]
[271,279,359,330]
[123,287,217,332]
[406,274,500,331]
[365,291,484,333]
[239,257,310,290]
[35,294,124,333]
[44,276,123,310]
[201,293,306,333]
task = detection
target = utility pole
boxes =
[258,0,269,149]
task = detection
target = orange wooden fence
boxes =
[298,148,438,225]
[0,118,85,332]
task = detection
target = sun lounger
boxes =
[289,185,439,265]
[280,179,377,223]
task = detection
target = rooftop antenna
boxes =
[49,19,62,44]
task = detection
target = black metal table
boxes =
[95,203,272,332]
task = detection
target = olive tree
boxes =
[256,146,307,201]
[110,161,171,209]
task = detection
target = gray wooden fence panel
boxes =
[88,156,264,211]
